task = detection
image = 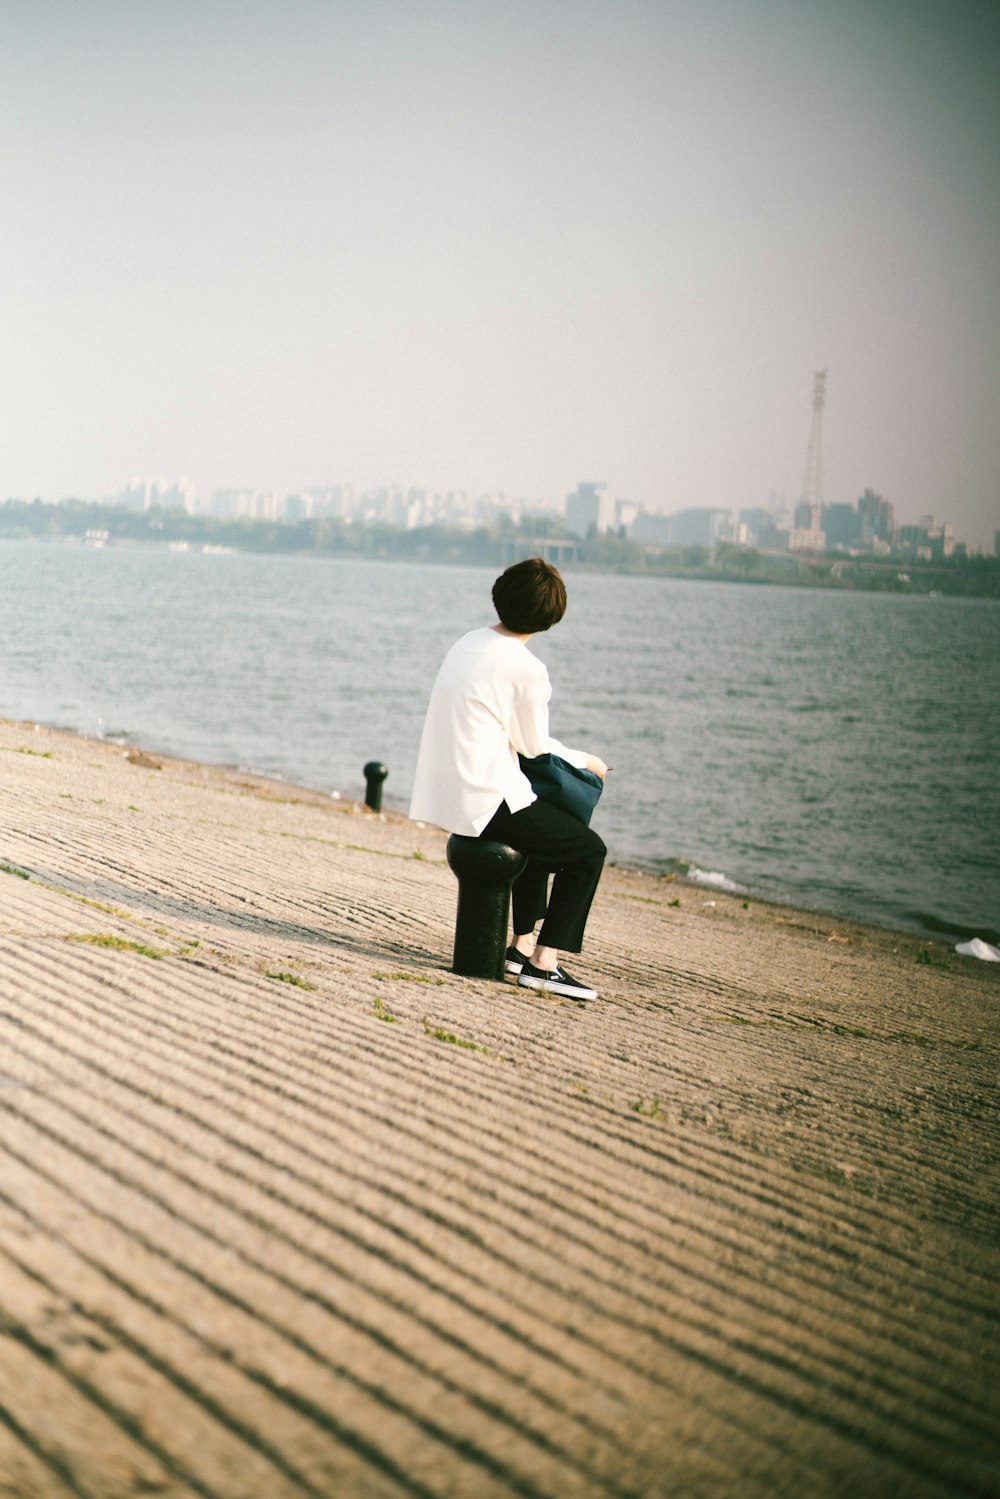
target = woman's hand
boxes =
[584,754,609,780]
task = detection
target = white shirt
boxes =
[409,626,584,836]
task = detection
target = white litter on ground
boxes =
[955,937,1000,962]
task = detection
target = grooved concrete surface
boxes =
[1,718,998,1499]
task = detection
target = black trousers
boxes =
[480,798,606,954]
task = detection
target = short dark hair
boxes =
[492,557,567,634]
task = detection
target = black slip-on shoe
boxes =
[504,945,527,975]
[517,959,597,1002]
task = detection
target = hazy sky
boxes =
[2,0,998,546]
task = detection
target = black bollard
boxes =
[363,760,388,812]
[446,835,526,981]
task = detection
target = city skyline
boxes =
[8,473,985,559]
[2,1,999,550]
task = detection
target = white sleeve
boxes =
[507,672,551,759]
[547,736,588,769]
[505,650,587,766]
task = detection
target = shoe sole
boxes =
[504,959,524,975]
[518,975,596,1002]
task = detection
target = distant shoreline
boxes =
[3,502,999,598]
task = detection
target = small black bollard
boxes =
[446,835,526,981]
[363,760,388,812]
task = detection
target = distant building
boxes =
[629,511,675,547]
[307,485,354,519]
[116,477,194,514]
[253,493,283,522]
[207,488,256,520]
[857,488,894,549]
[668,508,731,547]
[738,508,775,546]
[822,503,860,551]
[897,523,932,560]
[791,495,825,548]
[735,507,787,548]
[767,491,791,529]
[628,507,731,548]
[615,498,639,531]
[896,515,955,561]
[565,481,615,536]
[116,480,151,513]
[787,525,827,552]
[794,499,822,532]
[501,537,583,566]
[920,515,954,559]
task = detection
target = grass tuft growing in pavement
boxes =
[631,1097,664,1120]
[373,969,443,985]
[422,1016,489,1054]
[916,948,951,970]
[67,933,168,959]
[266,970,317,990]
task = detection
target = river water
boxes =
[2,539,998,944]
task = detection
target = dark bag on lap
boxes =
[518,753,603,826]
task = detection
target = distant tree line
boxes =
[2,498,998,598]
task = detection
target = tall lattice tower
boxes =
[799,369,827,530]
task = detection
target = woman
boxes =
[410,557,607,1001]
